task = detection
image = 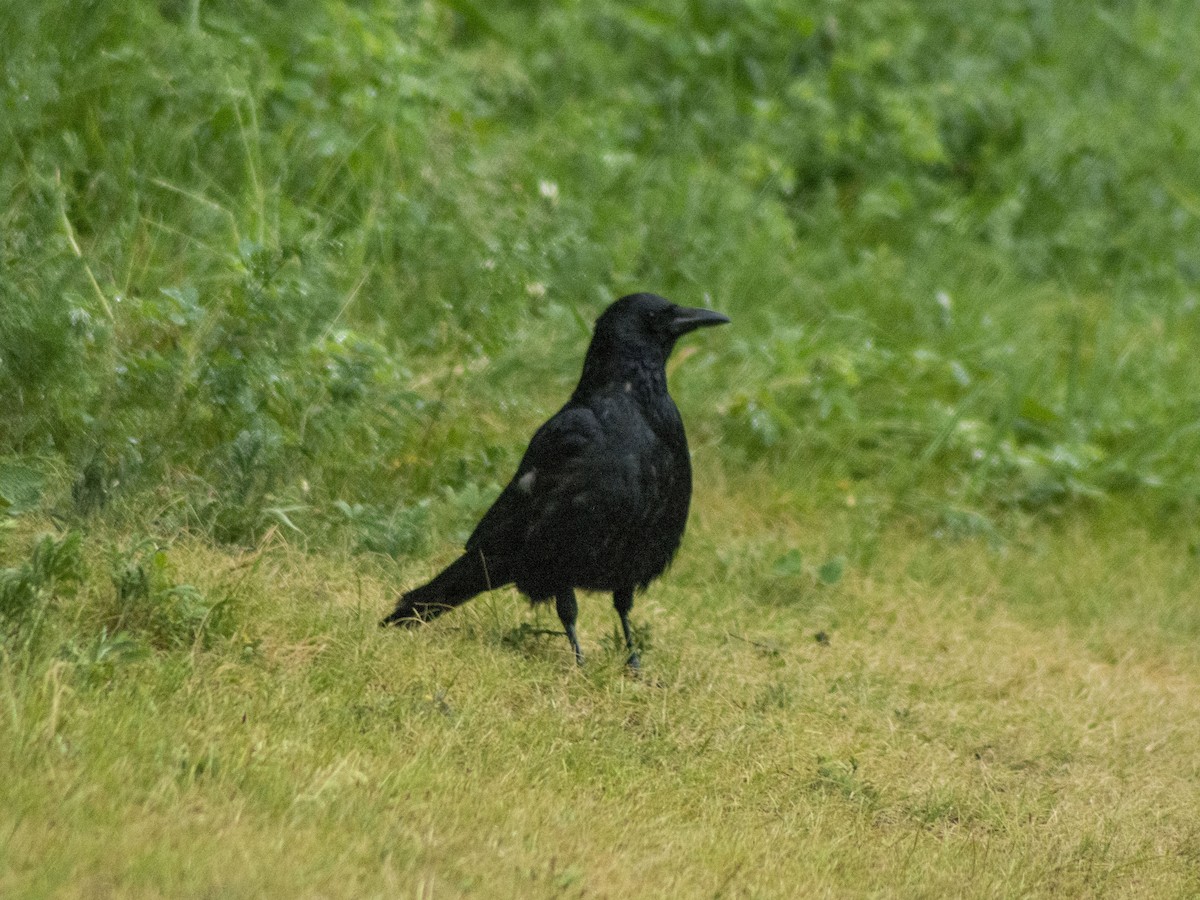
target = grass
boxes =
[4,0,1200,894]
[3,482,1200,897]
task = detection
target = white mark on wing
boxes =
[624,381,632,393]
[518,470,537,493]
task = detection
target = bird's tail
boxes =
[380,550,510,627]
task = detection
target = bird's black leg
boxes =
[554,590,584,666]
[613,587,640,670]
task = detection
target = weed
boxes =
[0,532,83,653]
[103,537,232,650]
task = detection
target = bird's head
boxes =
[575,293,729,394]
[592,293,730,361]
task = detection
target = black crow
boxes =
[381,293,729,668]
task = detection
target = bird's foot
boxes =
[379,607,426,628]
[379,613,418,628]
[625,652,641,672]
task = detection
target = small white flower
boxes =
[538,180,559,202]
[935,290,953,325]
[525,282,547,299]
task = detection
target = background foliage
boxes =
[4,0,1198,547]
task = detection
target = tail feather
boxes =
[380,550,511,627]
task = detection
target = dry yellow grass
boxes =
[3,484,1199,897]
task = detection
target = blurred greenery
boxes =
[1,0,1198,546]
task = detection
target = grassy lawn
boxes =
[4,487,1199,897]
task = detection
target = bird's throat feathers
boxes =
[574,338,669,405]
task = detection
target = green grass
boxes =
[4,0,1200,895]
[3,492,1200,897]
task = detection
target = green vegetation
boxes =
[2,0,1199,895]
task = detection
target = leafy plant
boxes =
[104,537,231,649]
[0,531,84,652]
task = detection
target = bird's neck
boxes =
[573,342,686,444]
[574,340,669,403]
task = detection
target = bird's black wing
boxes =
[466,398,648,597]
[466,404,607,553]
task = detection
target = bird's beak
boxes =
[668,306,731,337]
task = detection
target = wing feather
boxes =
[466,405,607,553]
